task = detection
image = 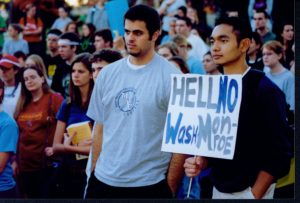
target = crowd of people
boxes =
[0,0,295,200]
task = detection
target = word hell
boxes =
[171,76,238,114]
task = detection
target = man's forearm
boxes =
[251,170,274,199]
[91,123,103,171]
[167,153,188,196]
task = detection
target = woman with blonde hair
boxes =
[14,66,63,198]
[262,40,294,111]
[25,54,51,85]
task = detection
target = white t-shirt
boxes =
[2,83,21,118]
[87,54,180,187]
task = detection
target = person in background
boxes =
[0,78,19,198]
[51,32,80,98]
[51,6,72,32]
[85,0,110,31]
[168,56,189,74]
[44,29,64,82]
[172,34,206,74]
[175,16,209,60]
[159,18,177,45]
[253,9,276,43]
[14,51,27,69]
[0,14,6,54]
[93,29,113,52]
[81,23,96,54]
[14,66,63,198]
[2,24,29,56]
[64,21,79,35]
[157,42,179,60]
[277,22,294,69]
[25,54,50,85]
[19,3,44,56]
[176,6,187,18]
[0,55,21,118]
[46,53,94,198]
[262,39,294,199]
[247,32,264,71]
[89,49,122,81]
[262,40,294,112]
[158,0,186,33]
[203,51,222,75]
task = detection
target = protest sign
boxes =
[105,0,129,38]
[162,74,242,160]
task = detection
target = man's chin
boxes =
[128,51,140,57]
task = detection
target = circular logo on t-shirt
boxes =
[115,88,138,115]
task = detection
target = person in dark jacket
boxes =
[184,16,292,199]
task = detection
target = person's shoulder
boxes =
[155,54,181,74]
[50,92,64,102]
[0,111,17,128]
[102,57,126,73]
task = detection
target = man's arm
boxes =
[91,123,103,171]
[167,153,188,196]
[251,171,274,199]
[0,152,11,174]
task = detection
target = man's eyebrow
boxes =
[210,35,230,40]
[124,28,143,33]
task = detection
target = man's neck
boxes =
[257,27,268,36]
[129,50,155,66]
[50,51,59,57]
[223,57,249,75]
[5,79,15,87]
[66,55,75,65]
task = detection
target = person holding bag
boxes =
[14,66,63,198]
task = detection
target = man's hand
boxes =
[184,156,207,177]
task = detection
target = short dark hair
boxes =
[251,31,262,47]
[47,28,62,37]
[59,32,80,49]
[14,51,27,60]
[124,4,160,39]
[177,6,187,16]
[254,9,270,19]
[89,49,122,64]
[176,16,192,27]
[94,29,113,47]
[215,16,252,44]
[9,23,23,33]
[0,78,4,104]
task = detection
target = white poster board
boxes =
[162,74,242,160]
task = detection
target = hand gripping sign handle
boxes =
[186,155,197,199]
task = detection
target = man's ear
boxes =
[151,30,160,42]
[239,38,251,53]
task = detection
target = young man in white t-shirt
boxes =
[85,4,187,199]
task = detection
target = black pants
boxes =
[85,172,173,199]
[0,186,18,198]
[19,170,49,198]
